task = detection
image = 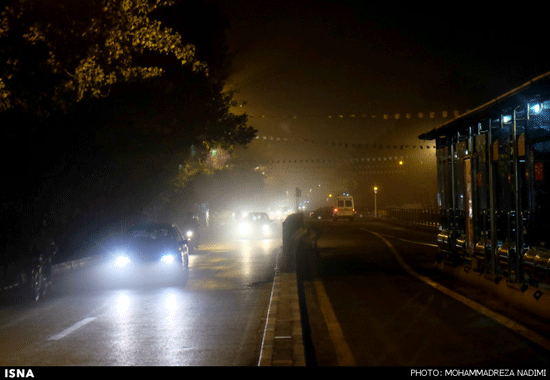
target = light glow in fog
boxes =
[107,289,189,366]
[161,254,176,264]
[115,292,131,314]
[115,255,131,267]
[238,222,251,235]
[239,239,279,279]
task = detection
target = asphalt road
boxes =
[302,218,550,367]
[3,217,550,370]
[0,235,280,366]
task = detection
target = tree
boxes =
[0,0,204,115]
[0,0,257,260]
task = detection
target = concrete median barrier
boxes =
[259,212,320,366]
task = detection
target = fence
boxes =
[386,208,440,227]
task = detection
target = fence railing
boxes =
[385,208,440,227]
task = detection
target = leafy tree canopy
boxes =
[0,0,256,162]
[0,0,257,259]
[0,0,206,115]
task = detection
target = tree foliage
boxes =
[0,0,257,260]
[0,0,205,115]
[0,0,256,160]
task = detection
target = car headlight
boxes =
[186,230,193,239]
[114,255,131,267]
[161,254,176,264]
[238,222,251,234]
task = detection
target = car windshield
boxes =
[247,213,269,221]
[127,224,175,240]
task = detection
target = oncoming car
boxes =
[100,222,189,287]
[236,212,274,239]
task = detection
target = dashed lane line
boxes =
[48,317,96,341]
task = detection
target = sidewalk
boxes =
[258,270,306,366]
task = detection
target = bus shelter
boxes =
[419,71,550,289]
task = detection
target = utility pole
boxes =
[374,186,378,218]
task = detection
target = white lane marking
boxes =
[258,271,278,366]
[48,317,96,341]
[376,230,438,248]
[363,228,550,352]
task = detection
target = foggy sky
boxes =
[211,1,550,208]
[221,2,549,121]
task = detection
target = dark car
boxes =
[310,206,334,220]
[355,207,370,219]
[236,212,275,239]
[99,222,189,287]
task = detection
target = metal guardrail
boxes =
[386,208,441,227]
[1,256,96,296]
[51,256,96,274]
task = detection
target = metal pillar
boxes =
[511,108,522,284]
[488,119,498,278]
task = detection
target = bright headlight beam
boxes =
[239,222,251,234]
[530,103,543,114]
[161,254,175,264]
[115,255,131,267]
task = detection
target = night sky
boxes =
[222,2,548,124]
[206,1,550,208]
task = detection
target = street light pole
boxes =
[374,186,378,218]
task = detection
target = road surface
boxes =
[2,217,550,370]
[302,218,550,367]
[0,236,279,366]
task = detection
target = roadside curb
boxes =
[258,270,306,366]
